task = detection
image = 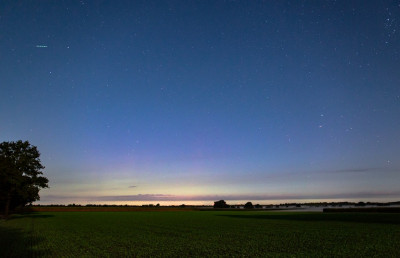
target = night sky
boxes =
[1,1,399,205]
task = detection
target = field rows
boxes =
[1,211,400,257]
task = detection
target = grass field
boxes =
[1,210,400,257]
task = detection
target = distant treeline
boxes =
[30,203,210,208]
[214,199,400,209]
[30,201,400,208]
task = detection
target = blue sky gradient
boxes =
[1,1,400,204]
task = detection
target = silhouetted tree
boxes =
[0,141,49,219]
[244,202,254,209]
[214,200,229,208]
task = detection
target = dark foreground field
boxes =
[1,211,400,257]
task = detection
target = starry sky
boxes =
[1,1,400,205]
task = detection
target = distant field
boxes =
[323,207,400,213]
[1,211,400,257]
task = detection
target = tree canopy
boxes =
[244,202,254,209]
[0,140,49,218]
[214,200,229,208]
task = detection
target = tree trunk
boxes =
[4,195,11,219]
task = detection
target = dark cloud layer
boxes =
[42,191,400,203]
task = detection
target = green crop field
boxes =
[1,211,400,257]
